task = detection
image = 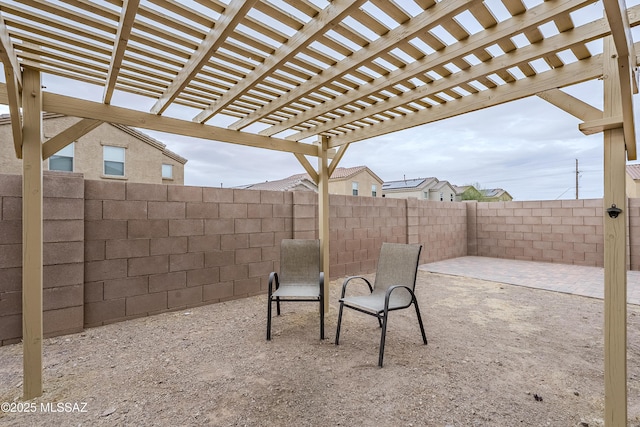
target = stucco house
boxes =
[0,113,187,184]
[627,164,640,197]
[481,188,513,202]
[240,165,384,197]
[383,177,458,201]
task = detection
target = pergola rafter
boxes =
[0,2,637,425]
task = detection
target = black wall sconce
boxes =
[606,204,622,218]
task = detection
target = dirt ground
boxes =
[1,271,640,427]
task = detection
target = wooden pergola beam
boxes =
[0,12,23,157]
[224,0,479,131]
[603,0,637,160]
[102,0,139,105]
[330,53,605,147]
[21,66,43,400]
[0,83,319,157]
[42,118,103,159]
[194,0,367,124]
[151,0,258,115]
[537,88,603,122]
[273,0,593,140]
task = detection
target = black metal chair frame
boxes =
[335,243,427,367]
[267,271,324,340]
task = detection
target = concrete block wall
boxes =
[472,199,604,266]
[84,182,293,327]
[409,198,467,262]
[0,172,84,346]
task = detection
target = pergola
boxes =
[0,0,637,424]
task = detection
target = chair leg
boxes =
[379,309,389,367]
[267,297,272,341]
[319,298,325,340]
[413,299,428,345]
[276,297,281,316]
[335,301,345,345]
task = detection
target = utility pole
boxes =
[576,158,579,199]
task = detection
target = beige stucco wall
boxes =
[383,189,427,199]
[0,115,185,184]
[627,175,640,198]
[330,169,383,197]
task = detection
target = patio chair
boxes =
[267,239,324,340]
[335,242,426,367]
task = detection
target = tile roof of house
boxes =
[481,188,509,198]
[382,177,435,190]
[627,164,640,180]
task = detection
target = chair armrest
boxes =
[268,272,279,296]
[339,276,373,299]
[384,285,415,309]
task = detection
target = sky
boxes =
[1,1,639,202]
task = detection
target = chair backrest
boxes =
[279,239,321,286]
[373,243,422,296]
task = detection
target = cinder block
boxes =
[220,264,248,282]
[249,260,272,278]
[44,242,84,265]
[43,172,84,199]
[150,236,188,255]
[236,247,262,264]
[84,281,104,303]
[205,250,235,268]
[128,255,169,276]
[187,267,220,287]
[149,271,186,292]
[148,201,186,219]
[126,182,167,201]
[0,313,21,342]
[203,281,234,301]
[168,286,202,308]
[221,234,249,251]
[188,235,220,253]
[2,197,21,219]
[84,200,103,221]
[205,218,235,235]
[104,276,149,299]
[85,298,126,325]
[260,190,284,205]
[44,306,84,337]
[85,240,105,261]
[203,187,233,203]
[44,198,84,220]
[106,239,150,259]
[0,290,21,316]
[168,185,202,202]
[0,267,20,292]
[85,179,125,200]
[0,220,21,244]
[186,202,218,219]
[86,220,128,241]
[234,218,261,233]
[169,252,204,272]
[0,244,22,269]
[128,219,168,238]
[44,263,83,289]
[169,219,204,236]
[44,220,83,242]
[103,200,148,220]
[233,278,260,296]
[0,174,21,197]
[126,292,167,316]
[85,259,127,282]
[43,284,83,311]
[219,203,248,219]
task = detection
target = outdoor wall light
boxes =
[607,204,622,218]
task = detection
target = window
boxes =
[423,191,429,199]
[352,182,358,196]
[371,184,377,197]
[49,143,74,172]
[440,192,444,201]
[162,164,173,179]
[104,146,125,176]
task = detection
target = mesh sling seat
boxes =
[267,239,324,340]
[335,243,426,367]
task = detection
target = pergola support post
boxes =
[21,67,44,399]
[318,136,330,313]
[603,36,627,427]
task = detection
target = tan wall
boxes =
[7,172,640,345]
[383,189,426,199]
[627,175,639,198]
[329,170,382,197]
[0,116,185,184]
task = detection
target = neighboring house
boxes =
[454,185,484,201]
[239,166,384,197]
[481,188,513,202]
[627,164,640,197]
[383,177,457,201]
[0,113,187,184]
